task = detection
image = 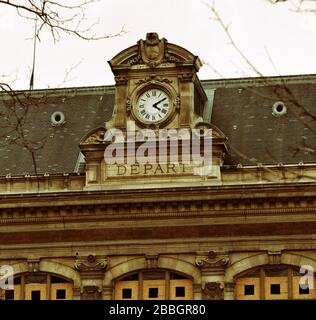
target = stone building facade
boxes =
[0,33,316,300]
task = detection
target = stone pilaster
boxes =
[195,251,230,300]
[74,254,108,300]
[224,282,235,300]
[102,285,113,300]
[193,283,202,300]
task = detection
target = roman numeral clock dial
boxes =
[136,89,171,124]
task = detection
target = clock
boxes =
[135,88,171,123]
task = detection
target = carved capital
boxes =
[74,254,108,272]
[202,282,224,300]
[195,251,229,268]
[115,75,128,85]
[178,72,194,82]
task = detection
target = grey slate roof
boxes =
[0,74,315,176]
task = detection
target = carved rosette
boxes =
[74,254,108,272]
[195,251,229,268]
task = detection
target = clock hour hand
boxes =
[152,97,167,110]
[152,104,161,111]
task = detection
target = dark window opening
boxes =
[122,288,132,299]
[51,276,69,284]
[143,272,165,280]
[31,290,41,300]
[14,277,21,285]
[170,273,188,280]
[5,290,14,300]
[270,284,280,295]
[121,274,139,281]
[149,288,158,298]
[244,285,255,296]
[175,286,185,297]
[56,289,66,299]
[299,285,310,295]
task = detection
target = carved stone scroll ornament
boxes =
[127,54,143,66]
[135,76,172,86]
[74,254,108,272]
[81,128,106,145]
[195,251,229,268]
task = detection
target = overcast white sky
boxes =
[1,0,316,89]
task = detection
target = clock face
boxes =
[136,89,171,123]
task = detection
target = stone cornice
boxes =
[1,181,316,206]
[1,164,315,196]
[1,194,316,226]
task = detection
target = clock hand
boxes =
[152,104,161,111]
[152,97,167,110]
[153,97,167,107]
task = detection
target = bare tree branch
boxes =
[204,0,316,176]
[0,0,125,42]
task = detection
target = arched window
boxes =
[114,270,193,300]
[0,273,73,300]
[235,265,315,300]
